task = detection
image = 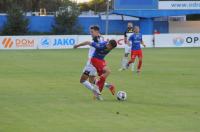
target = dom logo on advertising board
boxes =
[16,39,35,48]
[1,37,35,49]
[2,38,14,48]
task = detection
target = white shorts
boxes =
[82,60,97,76]
[125,44,131,54]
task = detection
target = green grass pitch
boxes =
[0,48,200,132]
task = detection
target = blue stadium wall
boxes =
[0,16,168,34]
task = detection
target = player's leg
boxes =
[128,57,136,66]
[119,53,129,71]
[119,45,130,71]
[124,53,129,68]
[104,82,115,95]
[128,47,136,71]
[90,77,115,95]
[127,51,136,68]
[137,50,143,73]
[89,75,96,84]
[137,57,142,74]
[96,66,111,92]
[80,72,94,91]
[91,77,115,95]
[91,58,110,92]
[88,64,99,84]
[81,65,93,91]
[89,63,115,95]
[126,45,136,71]
[80,71,101,100]
[88,75,104,100]
[131,58,136,71]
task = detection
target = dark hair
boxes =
[90,25,100,31]
[109,40,117,48]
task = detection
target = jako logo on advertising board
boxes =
[41,38,51,47]
[53,38,75,46]
[16,39,35,48]
[2,38,14,48]
[173,37,185,46]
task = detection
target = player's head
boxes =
[127,22,133,28]
[107,40,117,50]
[90,25,100,37]
[134,26,140,33]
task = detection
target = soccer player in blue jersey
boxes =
[90,40,117,92]
[74,40,117,100]
[127,26,146,74]
[74,40,117,94]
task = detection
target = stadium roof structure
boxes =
[112,10,200,18]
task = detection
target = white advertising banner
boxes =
[142,35,154,48]
[78,35,153,49]
[76,35,93,48]
[38,35,77,49]
[159,1,200,10]
[0,36,37,49]
[155,34,200,47]
[0,35,153,49]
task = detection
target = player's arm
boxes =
[141,40,146,47]
[73,41,91,49]
[140,35,146,47]
[91,41,106,49]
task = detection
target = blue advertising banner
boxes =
[114,0,158,10]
